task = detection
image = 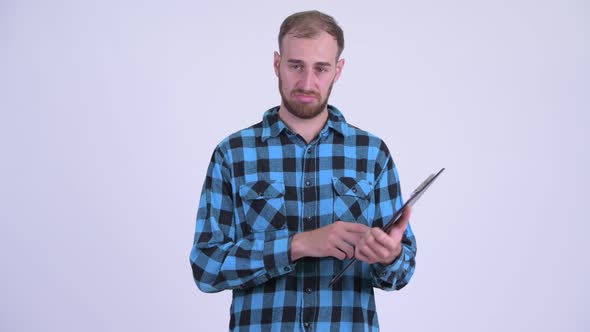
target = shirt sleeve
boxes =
[189,147,296,293]
[369,142,417,291]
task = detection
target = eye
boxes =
[316,66,329,73]
[289,64,302,71]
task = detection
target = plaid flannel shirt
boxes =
[190,105,417,331]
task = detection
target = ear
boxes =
[334,58,345,82]
[273,51,281,77]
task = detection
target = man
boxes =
[190,10,416,331]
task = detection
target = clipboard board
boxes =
[328,168,445,287]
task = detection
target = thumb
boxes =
[389,206,411,235]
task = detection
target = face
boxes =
[274,31,345,120]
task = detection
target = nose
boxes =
[298,68,314,91]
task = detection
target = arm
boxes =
[189,148,295,293]
[362,144,417,291]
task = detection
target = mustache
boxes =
[291,89,320,98]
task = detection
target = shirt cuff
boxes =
[263,230,296,279]
[371,248,404,282]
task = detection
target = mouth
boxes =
[293,93,319,103]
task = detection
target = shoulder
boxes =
[329,105,391,156]
[214,121,263,155]
[215,106,279,153]
[344,122,392,158]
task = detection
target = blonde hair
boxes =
[278,10,345,59]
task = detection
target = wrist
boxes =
[379,246,402,265]
[290,233,306,261]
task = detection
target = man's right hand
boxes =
[290,221,369,261]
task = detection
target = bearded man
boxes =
[190,10,416,331]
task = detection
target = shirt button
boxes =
[304,322,310,328]
[305,287,312,293]
[305,216,313,222]
[352,187,357,193]
[284,266,291,272]
[307,148,312,154]
[305,180,311,187]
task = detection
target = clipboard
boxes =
[328,168,445,287]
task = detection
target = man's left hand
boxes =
[354,207,412,265]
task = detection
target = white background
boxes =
[2,0,589,331]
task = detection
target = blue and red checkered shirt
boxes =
[190,105,417,331]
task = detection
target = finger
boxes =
[341,231,364,247]
[357,244,378,264]
[335,221,370,234]
[371,228,396,251]
[335,239,355,259]
[354,248,369,262]
[399,206,412,224]
[356,235,379,263]
[331,247,347,260]
[389,207,411,235]
[364,229,394,260]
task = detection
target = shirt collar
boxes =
[261,105,349,142]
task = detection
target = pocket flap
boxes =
[332,177,372,198]
[239,180,285,200]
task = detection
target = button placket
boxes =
[301,143,318,329]
[302,144,317,232]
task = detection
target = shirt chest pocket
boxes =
[332,177,373,224]
[238,180,287,232]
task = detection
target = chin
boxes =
[289,104,325,119]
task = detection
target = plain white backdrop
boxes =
[2,0,589,331]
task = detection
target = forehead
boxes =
[281,31,339,64]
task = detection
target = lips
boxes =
[292,90,320,103]
[294,94,317,103]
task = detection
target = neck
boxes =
[278,105,329,144]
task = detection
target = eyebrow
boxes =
[286,59,333,67]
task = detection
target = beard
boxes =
[279,75,334,120]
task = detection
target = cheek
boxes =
[280,74,296,90]
[319,77,335,93]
